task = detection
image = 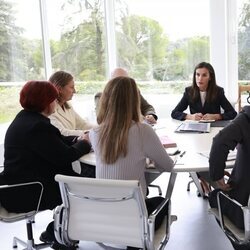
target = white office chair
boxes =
[209,191,250,249]
[0,181,50,250]
[54,174,177,250]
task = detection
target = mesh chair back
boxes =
[55,175,149,248]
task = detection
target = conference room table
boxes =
[79,118,234,199]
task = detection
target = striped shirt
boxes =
[89,122,174,196]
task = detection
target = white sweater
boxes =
[49,102,93,136]
[89,122,174,196]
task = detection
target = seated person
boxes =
[209,106,250,250]
[0,80,91,250]
[49,70,94,137]
[171,62,237,195]
[89,76,174,244]
[95,67,158,125]
[171,62,237,121]
[49,70,95,178]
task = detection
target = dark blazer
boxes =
[0,110,91,212]
[140,94,158,120]
[171,86,237,120]
[209,106,250,228]
[94,92,158,120]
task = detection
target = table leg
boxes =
[189,172,204,197]
[165,172,177,199]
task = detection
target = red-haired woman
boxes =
[1,80,91,249]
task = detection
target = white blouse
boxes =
[200,91,207,106]
[49,102,93,136]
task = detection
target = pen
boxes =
[179,151,186,158]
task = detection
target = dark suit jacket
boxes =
[0,110,91,212]
[94,92,158,120]
[209,106,250,228]
[140,94,157,120]
[171,86,237,120]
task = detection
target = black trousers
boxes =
[79,162,95,178]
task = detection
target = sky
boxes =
[124,0,210,40]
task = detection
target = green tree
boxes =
[0,0,24,81]
[155,36,209,81]
[51,0,106,81]
[116,15,169,80]
[238,0,250,80]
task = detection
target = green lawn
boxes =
[0,81,186,124]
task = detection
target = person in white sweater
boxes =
[49,70,94,137]
[89,76,174,240]
[49,70,95,178]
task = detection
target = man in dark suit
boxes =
[94,68,158,125]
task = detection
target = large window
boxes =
[238,0,250,81]
[46,0,108,81]
[0,0,44,123]
[0,0,44,81]
[0,0,250,124]
[114,0,210,85]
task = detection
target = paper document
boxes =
[198,150,237,161]
[199,120,215,123]
[175,122,210,133]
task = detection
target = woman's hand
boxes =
[186,113,203,120]
[201,113,222,121]
[145,114,157,125]
[78,131,90,142]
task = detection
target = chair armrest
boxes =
[216,191,243,230]
[210,191,250,243]
[150,198,170,218]
[148,198,170,237]
[0,182,44,214]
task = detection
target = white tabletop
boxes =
[79,119,234,199]
[79,118,229,173]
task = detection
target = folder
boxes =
[175,122,210,133]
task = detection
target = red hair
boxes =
[20,81,58,112]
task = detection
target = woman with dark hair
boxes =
[89,77,174,247]
[171,62,237,121]
[171,62,237,196]
[1,80,91,249]
[49,70,94,137]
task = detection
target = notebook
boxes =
[159,135,177,148]
[175,122,210,133]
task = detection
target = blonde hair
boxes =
[97,76,141,164]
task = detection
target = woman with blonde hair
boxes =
[89,77,174,241]
[49,70,95,178]
[49,70,94,136]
